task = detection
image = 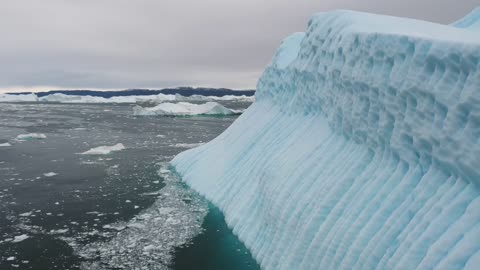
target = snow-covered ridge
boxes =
[172,8,480,270]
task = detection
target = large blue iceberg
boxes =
[172,9,480,270]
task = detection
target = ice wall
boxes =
[172,9,480,270]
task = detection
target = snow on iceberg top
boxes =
[257,8,480,185]
[452,7,480,30]
[271,32,306,69]
[306,10,480,44]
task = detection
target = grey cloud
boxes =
[0,0,478,92]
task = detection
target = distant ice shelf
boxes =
[172,7,480,270]
[0,92,254,104]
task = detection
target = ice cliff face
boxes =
[172,9,480,270]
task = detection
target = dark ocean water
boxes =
[0,102,259,270]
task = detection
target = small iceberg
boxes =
[16,133,47,141]
[133,102,241,116]
[81,143,126,155]
[0,142,11,147]
[43,172,58,177]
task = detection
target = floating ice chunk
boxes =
[49,229,69,234]
[102,224,126,231]
[6,256,15,261]
[0,143,11,147]
[19,212,32,217]
[43,172,57,177]
[81,143,125,155]
[15,133,47,141]
[133,102,241,116]
[158,168,170,174]
[12,234,29,243]
[171,143,205,149]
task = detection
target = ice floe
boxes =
[80,143,125,155]
[11,234,29,243]
[15,133,47,141]
[43,172,58,177]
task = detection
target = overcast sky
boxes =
[0,0,478,93]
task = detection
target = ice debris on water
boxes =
[76,163,208,270]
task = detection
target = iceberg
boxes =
[175,93,255,102]
[133,102,241,116]
[1,92,253,104]
[38,93,177,104]
[16,133,47,141]
[172,8,480,270]
[80,143,125,155]
[0,93,38,102]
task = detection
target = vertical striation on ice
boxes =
[172,8,480,270]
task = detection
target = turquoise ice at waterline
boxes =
[172,8,480,270]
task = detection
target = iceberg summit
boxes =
[172,9,480,270]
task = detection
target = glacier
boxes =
[172,8,480,270]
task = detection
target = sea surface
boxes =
[0,101,259,270]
